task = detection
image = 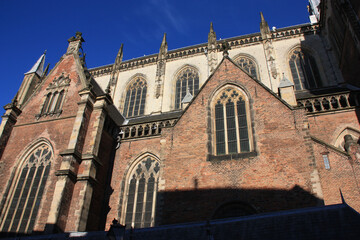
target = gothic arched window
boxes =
[41,93,52,115]
[38,73,70,118]
[0,143,52,234]
[212,86,252,155]
[289,48,322,90]
[123,156,160,228]
[175,67,199,109]
[234,56,259,80]
[123,77,147,117]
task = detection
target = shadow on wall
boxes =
[159,185,321,225]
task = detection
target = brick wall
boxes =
[109,58,321,227]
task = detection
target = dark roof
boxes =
[125,110,182,125]
[3,203,359,239]
[124,203,360,240]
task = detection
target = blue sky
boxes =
[0,0,310,116]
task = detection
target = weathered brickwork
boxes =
[1,9,360,235]
[108,58,324,227]
[307,110,359,146]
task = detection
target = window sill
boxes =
[36,110,63,119]
[207,151,257,162]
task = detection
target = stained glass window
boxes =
[234,56,259,80]
[123,77,147,117]
[0,143,52,234]
[175,67,199,109]
[124,156,160,228]
[213,87,251,155]
[289,48,322,90]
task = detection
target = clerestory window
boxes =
[123,77,147,117]
[289,48,322,90]
[212,86,252,156]
[233,56,260,80]
[123,156,160,228]
[175,67,199,109]
[0,143,52,234]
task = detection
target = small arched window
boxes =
[289,48,322,90]
[233,56,259,80]
[123,77,147,117]
[175,67,199,109]
[212,86,251,155]
[54,90,65,112]
[48,91,58,112]
[123,156,160,228]
[0,143,52,234]
[41,93,52,115]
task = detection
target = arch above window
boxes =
[0,141,52,234]
[122,155,160,228]
[288,48,322,90]
[174,66,199,109]
[123,77,147,117]
[233,55,260,80]
[211,85,253,156]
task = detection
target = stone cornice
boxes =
[89,23,319,78]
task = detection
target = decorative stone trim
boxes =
[89,24,319,78]
[117,119,177,142]
[297,91,359,114]
[55,169,77,182]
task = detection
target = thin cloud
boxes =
[149,0,187,34]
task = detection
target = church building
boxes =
[0,0,360,238]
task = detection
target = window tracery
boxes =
[0,143,52,234]
[123,156,160,228]
[175,67,199,109]
[212,86,251,156]
[123,77,147,117]
[233,56,259,80]
[37,73,69,118]
[289,48,322,90]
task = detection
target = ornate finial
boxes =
[159,33,168,57]
[208,22,217,46]
[220,42,231,57]
[260,12,265,23]
[44,50,47,55]
[115,44,124,67]
[260,12,271,38]
[68,32,85,43]
[161,33,167,45]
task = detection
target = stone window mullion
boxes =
[22,162,47,233]
[8,164,34,232]
[140,176,149,228]
[234,100,241,152]
[131,176,140,228]
[14,163,40,232]
[223,104,229,154]
[151,177,159,227]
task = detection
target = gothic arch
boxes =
[0,138,54,234]
[208,83,254,156]
[232,53,261,80]
[119,152,162,228]
[332,127,360,151]
[172,65,200,110]
[120,74,148,117]
[286,44,324,90]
